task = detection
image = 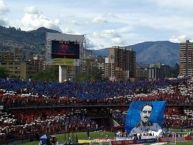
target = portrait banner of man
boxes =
[125,101,166,136]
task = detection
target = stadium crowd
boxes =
[0,109,98,143]
[0,78,192,108]
[0,79,173,107]
[0,77,193,143]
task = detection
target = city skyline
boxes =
[1,0,193,49]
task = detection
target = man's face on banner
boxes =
[140,105,152,123]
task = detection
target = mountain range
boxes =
[93,41,179,66]
[0,26,58,58]
[0,26,180,66]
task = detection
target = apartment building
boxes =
[180,40,193,76]
[105,47,136,81]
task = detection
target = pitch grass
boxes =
[21,131,114,145]
[20,131,193,145]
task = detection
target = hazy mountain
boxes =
[92,48,108,57]
[130,41,179,66]
[93,41,180,66]
[0,26,60,54]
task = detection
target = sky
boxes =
[1,0,193,49]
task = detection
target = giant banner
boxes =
[125,101,166,136]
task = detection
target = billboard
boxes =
[125,101,166,136]
[46,33,85,66]
[51,40,79,59]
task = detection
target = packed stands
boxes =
[0,77,193,143]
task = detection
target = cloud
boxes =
[92,15,108,24]
[85,38,96,48]
[150,0,193,10]
[117,12,193,37]
[6,0,193,49]
[63,27,75,34]
[0,18,6,26]
[0,0,8,26]
[24,6,39,14]
[92,29,121,38]
[112,37,125,46]
[20,6,61,31]
[0,0,9,15]
[103,29,121,37]
[86,28,127,49]
[169,35,191,43]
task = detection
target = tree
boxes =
[170,63,179,77]
[32,66,58,81]
[0,67,8,78]
[74,66,103,82]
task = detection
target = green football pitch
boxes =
[20,131,114,145]
[15,131,193,145]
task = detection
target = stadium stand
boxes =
[0,77,193,143]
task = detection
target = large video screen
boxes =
[51,40,80,59]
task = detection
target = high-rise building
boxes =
[0,51,44,79]
[180,40,193,76]
[148,63,170,81]
[136,64,148,80]
[105,46,136,81]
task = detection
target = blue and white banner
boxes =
[125,101,166,135]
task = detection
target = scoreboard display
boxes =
[51,40,80,59]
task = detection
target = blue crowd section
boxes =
[0,79,182,100]
[125,101,166,133]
